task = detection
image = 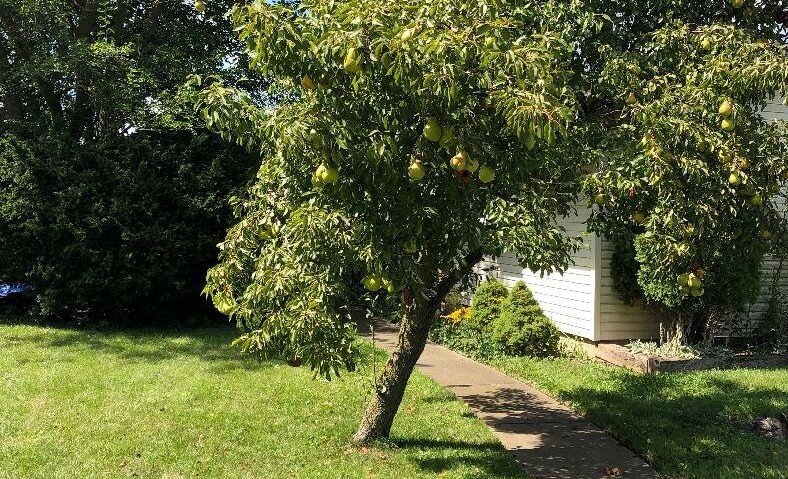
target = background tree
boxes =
[0,0,262,321]
[196,0,786,443]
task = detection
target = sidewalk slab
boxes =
[359,320,657,479]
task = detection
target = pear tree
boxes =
[195,0,787,443]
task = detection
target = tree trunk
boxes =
[352,300,432,444]
[352,248,483,444]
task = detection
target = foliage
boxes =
[0,131,255,323]
[577,2,788,339]
[430,306,505,360]
[491,281,560,357]
[492,355,788,479]
[195,0,592,378]
[626,339,731,359]
[469,279,509,329]
[0,324,525,479]
[0,1,261,323]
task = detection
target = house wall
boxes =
[474,203,598,340]
[474,97,787,342]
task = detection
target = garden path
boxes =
[359,320,657,479]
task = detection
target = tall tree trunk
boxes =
[352,299,432,443]
[352,248,483,444]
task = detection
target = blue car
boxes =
[0,283,31,298]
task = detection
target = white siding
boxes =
[597,237,662,341]
[475,204,598,340]
[762,96,788,122]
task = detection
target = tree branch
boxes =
[427,248,484,312]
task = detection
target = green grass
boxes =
[489,355,788,479]
[0,324,526,479]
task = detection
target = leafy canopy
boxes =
[196,0,787,375]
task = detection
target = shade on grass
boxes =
[491,356,788,479]
[0,324,526,479]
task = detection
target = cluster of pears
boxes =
[362,274,396,293]
[414,118,495,183]
[719,99,735,132]
[678,270,705,297]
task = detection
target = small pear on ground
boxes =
[721,118,735,131]
[408,159,426,180]
[718,100,734,117]
[478,166,495,184]
[450,150,468,171]
[423,118,442,142]
[301,75,316,90]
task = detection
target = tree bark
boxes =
[352,248,483,444]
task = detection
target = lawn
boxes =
[490,355,788,479]
[0,323,526,479]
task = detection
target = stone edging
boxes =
[595,343,788,373]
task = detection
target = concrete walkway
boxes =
[358,320,657,479]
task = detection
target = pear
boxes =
[343,48,362,74]
[690,286,704,297]
[633,211,646,224]
[478,166,495,183]
[748,193,763,206]
[718,100,734,117]
[594,193,606,206]
[382,278,396,293]
[626,92,637,105]
[316,164,339,184]
[362,275,382,291]
[687,274,701,289]
[438,125,455,148]
[408,160,426,180]
[700,38,712,51]
[677,273,691,286]
[301,75,316,90]
[195,0,205,13]
[728,172,741,185]
[721,118,735,131]
[423,118,442,142]
[731,0,744,7]
[450,151,468,171]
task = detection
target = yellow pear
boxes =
[408,160,426,180]
[478,166,495,183]
[594,193,606,206]
[301,75,316,90]
[343,48,362,74]
[718,100,733,117]
[423,118,442,142]
[728,172,741,185]
[721,118,735,131]
[195,0,205,13]
[450,151,468,171]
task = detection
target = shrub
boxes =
[0,131,255,324]
[491,281,560,357]
[469,279,509,328]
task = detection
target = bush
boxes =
[491,281,560,357]
[469,279,509,328]
[0,131,255,324]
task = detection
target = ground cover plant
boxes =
[0,323,526,479]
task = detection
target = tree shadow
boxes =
[551,370,788,478]
[388,437,528,479]
[0,324,280,373]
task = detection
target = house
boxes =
[475,98,788,342]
